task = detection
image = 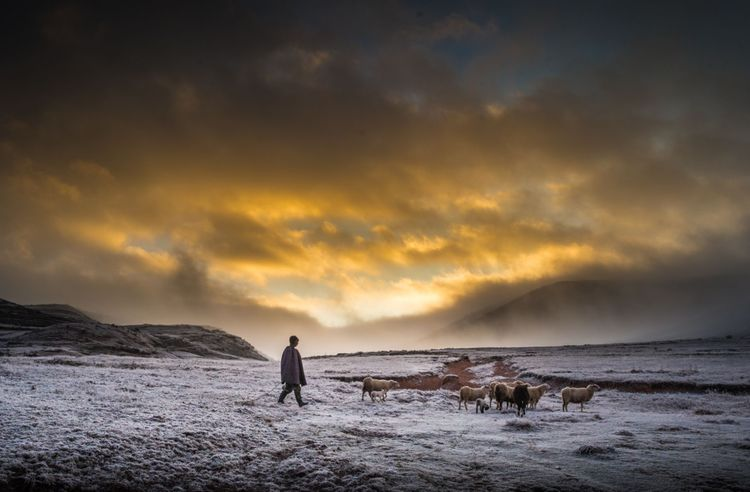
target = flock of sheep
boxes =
[361,376,602,416]
[460,381,602,416]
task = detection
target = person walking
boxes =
[278,335,308,407]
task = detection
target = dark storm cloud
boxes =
[1,1,749,351]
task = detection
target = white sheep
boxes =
[458,385,490,411]
[561,384,601,412]
[370,390,387,403]
[475,398,490,414]
[527,383,551,409]
[362,377,399,401]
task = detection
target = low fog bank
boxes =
[4,275,748,358]
[251,275,750,357]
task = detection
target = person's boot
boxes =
[278,387,288,404]
[294,387,308,407]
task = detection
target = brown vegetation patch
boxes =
[329,355,521,391]
[394,356,499,391]
[492,359,518,378]
[387,357,477,391]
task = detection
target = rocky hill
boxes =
[0,298,266,360]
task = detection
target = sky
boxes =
[2,1,750,354]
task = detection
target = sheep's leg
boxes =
[362,389,366,401]
[580,402,584,412]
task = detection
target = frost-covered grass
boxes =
[307,354,448,380]
[504,336,750,385]
[1,337,750,491]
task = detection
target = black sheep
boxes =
[512,384,530,417]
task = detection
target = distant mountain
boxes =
[429,276,750,347]
[0,298,266,360]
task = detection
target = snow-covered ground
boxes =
[1,337,749,491]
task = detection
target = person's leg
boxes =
[292,384,307,406]
[278,383,292,403]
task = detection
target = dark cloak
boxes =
[280,346,306,386]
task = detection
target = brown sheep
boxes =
[493,383,516,410]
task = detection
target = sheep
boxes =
[362,377,399,401]
[493,383,517,410]
[493,380,528,409]
[458,385,490,411]
[513,383,530,417]
[370,390,387,403]
[487,381,503,407]
[527,383,551,409]
[561,384,601,412]
[475,398,490,414]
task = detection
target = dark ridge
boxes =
[0,298,267,361]
[25,304,99,324]
[127,324,267,360]
[0,299,69,327]
[1,323,267,360]
[519,371,750,395]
